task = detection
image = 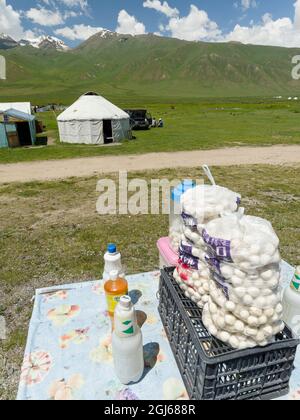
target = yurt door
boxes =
[103,120,113,144]
[6,124,20,148]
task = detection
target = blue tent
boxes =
[0,108,36,148]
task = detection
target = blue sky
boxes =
[1,0,300,48]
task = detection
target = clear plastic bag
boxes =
[209,279,283,324]
[202,305,284,350]
[202,211,281,271]
[181,185,241,225]
[174,262,210,309]
[180,165,241,225]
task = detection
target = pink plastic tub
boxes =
[157,237,178,269]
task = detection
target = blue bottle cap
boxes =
[171,180,196,203]
[107,244,117,254]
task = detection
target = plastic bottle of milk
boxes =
[103,244,124,282]
[283,267,300,336]
[112,296,144,385]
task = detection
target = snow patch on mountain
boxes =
[0,33,69,51]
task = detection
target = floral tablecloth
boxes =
[17,272,187,401]
[18,264,300,401]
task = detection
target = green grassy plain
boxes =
[0,99,300,164]
[0,164,299,399]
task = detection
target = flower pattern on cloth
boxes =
[47,305,80,327]
[92,283,104,296]
[147,314,158,325]
[115,388,139,400]
[49,374,85,400]
[59,328,90,349]
[43,290,68,302]
[20,351,52,386]
[163,378,189,400]
[17,268,299,401]
[90,335,113,364]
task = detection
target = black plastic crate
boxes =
[159,268,300,401]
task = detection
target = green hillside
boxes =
[1,33,300,104]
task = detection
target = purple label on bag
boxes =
[212,271,230,300]
[181,212,198,228]
[237,196,241,206]
[179,248,200,271]
[180,241,193,255]
[202,229,233,263]
[206,256,221,274]
[205,257,229,300]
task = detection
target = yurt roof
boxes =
[1,108,35,122]
[57,92,129,122]
[0,102,31,115]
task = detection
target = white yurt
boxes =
[57,92,131,145]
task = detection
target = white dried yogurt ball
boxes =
[220,331,230,343]
[234,321,245,333]
[225,315,236,326]
[225,301,236,312]
[243,295,254,306]
[229,336,240,349]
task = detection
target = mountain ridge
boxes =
[1,31,300,103]
[0,33,69,51]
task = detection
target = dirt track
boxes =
[0,145,300,184]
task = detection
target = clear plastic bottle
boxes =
[112,296,144,385]
[169,180,196,252]
[283,267,300,336]
[103,244,124,282]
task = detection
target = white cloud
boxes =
[116,10,146,36]
[153,0,300,47]
[240,0,257,11]
[166,4,221,42]
[225,1,300,48]
[40,0,88,11]
[55,24,103,40]
[64,10,81,19]
[26,7,65,26]
[0,0,24,39]
[58,0,88,10]
[143,0,179,18]
[0,0,37,40]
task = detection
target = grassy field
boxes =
[0,164,299,399]
[0,99,300,164]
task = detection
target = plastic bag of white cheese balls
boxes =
[170,223,183,253]
[209,279,283,325]
[216,262,281,290]
[203,278,285,349]
[181,184,241,225]
[202,211,281,271]
[207,261,282,310]
[180,238,207,263]
[202,306,284,350]
[207,297,284,343]
[174,262,210,309]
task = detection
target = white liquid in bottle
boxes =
[112,296,144,385]
[283,267,300,336]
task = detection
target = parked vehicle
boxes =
[124,109,152,130]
